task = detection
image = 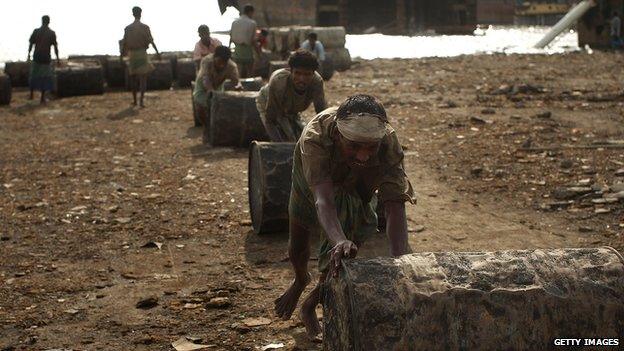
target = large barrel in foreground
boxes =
[248,142,295,234]
[323,247,624,351]
[55,62,104,98]
[209,91,269,147]
[4,61,30,87]
[0,74,11,105]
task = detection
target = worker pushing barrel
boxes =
[274,94,415,338]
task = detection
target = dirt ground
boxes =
[1,51,623,350]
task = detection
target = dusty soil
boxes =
[1,51,623,350]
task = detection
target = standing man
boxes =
[256,49,327,142]
[27,15,59,105]
[274,94,415,338]
[193,25,222,72]
[611,11,622,49]
[193,45,240,144]
[121,6,160,107]
[229,4,258,78]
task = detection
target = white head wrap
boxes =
[336,113,387,143]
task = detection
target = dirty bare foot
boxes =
[299,293,321,338]
[274,273,311,320]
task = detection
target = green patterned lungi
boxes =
[127,49,154,76]
[289,143,379,272]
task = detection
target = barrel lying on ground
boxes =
[327,48,351,72]
[248,142,295,234]
[55,62,105,98]
[4,61,30,87]
[323,247,624,351]
[0,74,11,105]
[105,57,126,88]
[176,58,195,88]
[209,91,269,147]
[223,77,264,92]
[125,59,173,90]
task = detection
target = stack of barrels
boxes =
[267,26,351,73]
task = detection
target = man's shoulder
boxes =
[268,68,290,86]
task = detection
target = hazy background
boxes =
[0,0,579,65]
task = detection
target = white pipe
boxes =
[534,0,596,49]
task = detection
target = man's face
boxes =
[291,68,315,92]
[337,134,381,168]
[214,57,227,70]
[199,30,210,40]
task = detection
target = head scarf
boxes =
[336,113,387,143]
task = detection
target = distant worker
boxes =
[27,15,59,105]
[301,32,326,63]
[256,49,327,142]
[121,6,160,107]
[193,45,241,144]
[193,25,223,72]
[611,12,622,49]
[229,4,258,78]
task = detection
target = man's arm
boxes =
[263,84,286,141]
[312,81,328,114]
[384,201,410,256]
[312,182,356,276]
[27,43,33,61]
[27,30,36,61]
[317,42,326,62]
[52,33,59,64]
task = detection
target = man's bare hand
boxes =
[330,240,358,277]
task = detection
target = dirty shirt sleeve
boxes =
[377,129,416,204]
[312,75,327,114]
[300,118,332,186]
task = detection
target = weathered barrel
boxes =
[176,58,196,88]
[254,51,272,79]
[223,77,264,92]
[4,61,30,87]
[327,48,351,72]
[323,247,624,351]
[67,55,109,69]
[296,26,347,49]
[105,57,126,88]
[248,142,295,234]
[320,57,335,81]
[147,60,173,90]
[209,91,269,147]
[125,59,173,90]
[0,74,11,105]
[269,61,289,77]
[55,62,104,98]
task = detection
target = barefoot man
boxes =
[275,94,415,338]
[120,6,160,107]
[27,15,59,105]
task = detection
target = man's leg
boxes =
[29,88,34,100]
[299,271,326,338]
[275,221,312,320]
[139,75,147,107]
[131,75,138,106]
[40,90,46,105]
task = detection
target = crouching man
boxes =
[256,49,327,142]
[274,94,415,338]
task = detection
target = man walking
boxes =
[121,6,160,107]
[229,4,258,78]
[27,15,59,105]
